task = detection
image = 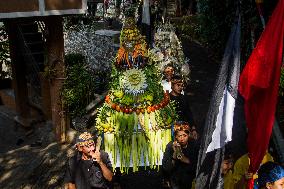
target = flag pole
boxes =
[255,0,265,29]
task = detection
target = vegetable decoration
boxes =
[95,16,177,172]
[115,18,148,70]
[149,22,191,83]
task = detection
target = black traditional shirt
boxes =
[64,151,113,189]
[162,141,198,189]
[170,94,195,127]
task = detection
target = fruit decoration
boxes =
[94,16,177,172]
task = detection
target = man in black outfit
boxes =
[64,132,113,189]
[169,75,198,139]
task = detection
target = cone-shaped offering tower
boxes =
[150,22,190,83]
[95,17,177,172]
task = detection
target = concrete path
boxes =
[0,106,75,188]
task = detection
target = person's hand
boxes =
[172,141,180,160]
[244,172,253,180]
[90,151,103,164]
[191,127,199,140]
[172,151,177,160]
[172,141,180,151]
[179,154,190,164]
[191,130,199,140]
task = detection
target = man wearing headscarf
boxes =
[64,132,113,189]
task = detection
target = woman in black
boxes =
[162,122,198,189]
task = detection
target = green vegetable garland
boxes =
[95,17,177,172]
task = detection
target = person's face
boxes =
[164,66,174,79]
[172,82,184,94]
[221,159,233,175]
[266,177,284,189]
[78,141,95,156]
[175,130,189,147]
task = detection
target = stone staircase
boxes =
[95,29,121,50]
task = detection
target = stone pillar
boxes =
[5,20,31,125]
[45,16,68,142]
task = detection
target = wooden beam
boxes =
[0,0,87,19]
[44,0,82,10]
[5,20,31,125]
[45,16,69,142]
[0,0,39,13]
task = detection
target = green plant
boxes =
[0,25,12,79]
[170,0,236,60]
[173,15,201,41]
[62,53,99,118]
[194,0,235,58]
[173,0,266,63]
[43,65,56,81]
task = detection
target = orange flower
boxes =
[116,43,147,68]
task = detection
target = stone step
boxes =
[113,43,120,51]
[95,29,120,37]
[95,29,120,44]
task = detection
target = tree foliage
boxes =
[173,0,273,63]
[0,25,12,79]
[196,0,235,57]
[61,54,103,118]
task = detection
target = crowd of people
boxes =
[64,130,284,189]
[64,64,284,189]
[63,2,284,186]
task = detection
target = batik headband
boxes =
[174,122,190,132]
[76,132,94,146]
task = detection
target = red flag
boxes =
[238,0,284,188]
